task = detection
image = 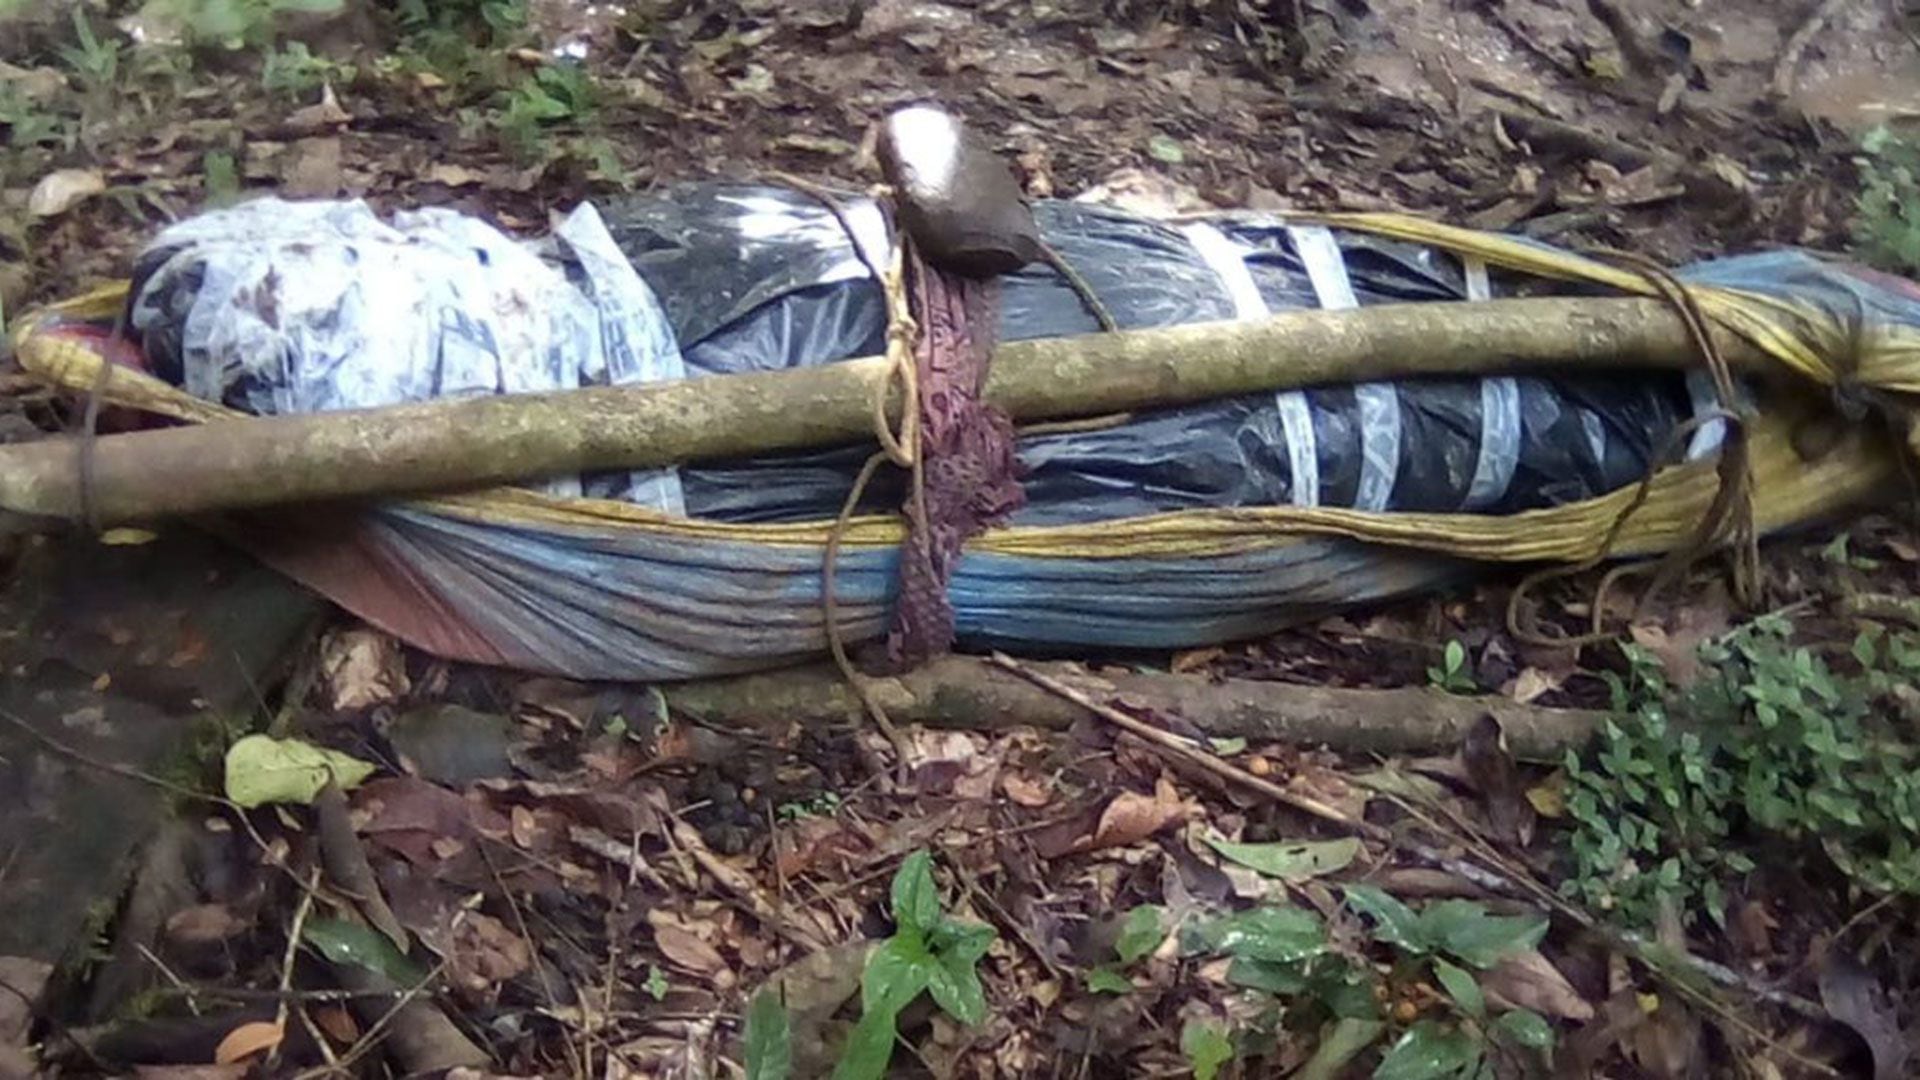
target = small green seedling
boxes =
[833,850,997,1080]
[1427,640,1475,694]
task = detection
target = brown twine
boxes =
[775,176,920,775]
[75,303,132,535]
[1507,251,1760,648]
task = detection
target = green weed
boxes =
[1174,891,1553,1078]
[1427,640,1476,694]
[1855,126,1920,275]
[59,9,122,102]
[136,0,346,48]
[261,40,354,97]
[751,850,998,1080]
[1564,616,1920,930]
[774,790,842,822]
[0,84,71,152]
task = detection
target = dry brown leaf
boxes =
[163,904,250,948]
[281,137,343,199]
[509,805,539,849]
[1507,666,1561,705]
[448,911,532,994]
[1000,771,1052,808]
[1628,997,1703,1079]
[1084,777,1193,853]
[1171,646,1225,674]
[1728,899,1777,958]
[28,168,106,218]
[1626,590,1729,687]
[426,163,488,188]
[653,923,730,981]
[319,626,410,711]
[1479,948,1595,1021]
[213,1020,285,1065]
[312,1004,359,1045]
[285,82,352,135]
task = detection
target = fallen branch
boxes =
[661,654,1603,760]
[4,296,1768,525]
[984,653,1833,1032]
[1772,0,1846,100]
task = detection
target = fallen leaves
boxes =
[223,735,375,808]
[318,626,410,712]
[212,1021,284,1066]
[649,911,734,988]
[28,168,105,218]
[1047,777,1196,857]
[1478,948,1595,1022]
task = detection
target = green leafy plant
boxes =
[1856,125,1920,275]
[775,790,843,822]
[1565,617,1920,930]
[833,850,997,1080]
[1182,1019,1234,1080]
[1086,904,1167,993]
[744,987,791,1080]
[1177,894,1553,1079]
[1427,640,1476,694]
[496,63,598,161]
[261,41,354,97]
[136,0,345,48]
[0,85,71,153]
[59,9,122,101]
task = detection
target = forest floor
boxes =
[3,1,1920,1078]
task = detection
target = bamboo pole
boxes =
[1,296,1769,525]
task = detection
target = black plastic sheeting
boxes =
[603,183,1694,525]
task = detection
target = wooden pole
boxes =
[0,296,1767,525]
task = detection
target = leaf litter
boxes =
[5,0,1919,1076]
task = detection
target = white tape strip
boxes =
[1684,368,1728,461]
[1461,256,1521,510]
[1181,222,1320,507]
[1287,224,1398,511]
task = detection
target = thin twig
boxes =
[288,957,452,1080]
[478,837,585,1079]
[987,652,1835,1027]
[0,705,213,804]
[267,866,322,1070]
[136,944,202,1017]
[295,1005,341,1071]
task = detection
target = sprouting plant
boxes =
[832,850,997,1080]
[1427,640,1476,694]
